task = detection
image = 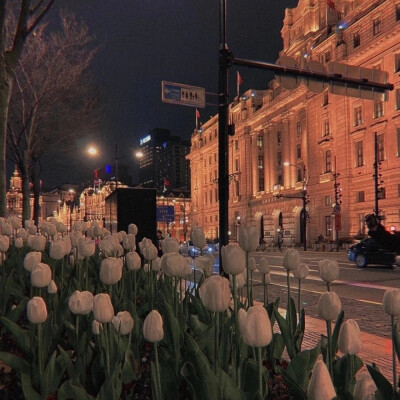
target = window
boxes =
[396,88,400,111]
[356,141,364,167]
[296,144,302,159]
[235,180,240,197]
[377,134,384,162]
[353,32,360,48]
[235,158,239,172]
[378,187,386,199]
[324,50,331,63]
[204,193,207,205]
[325,196,331,206]
[354,105,363,126]
[215,188,218,202]
[214,153,217,162]
[209,155,212,165]
[357,191,365,202]
[397,128,400,156]
[234,140,239,151]
[323,118,330,137]
[322,91,329,106]
[209,190,212,203]
[325,216,333,237]
[277,131,281,143]
[296,121,302,136]
[277,151,282,165]
[373,17,381,35]
[258,174,264,192]
[257,135,263,147]
[297,168,303,183]
[398,184,400,197]
[277,174,283,186]
[325,150,332,172]
[395,54,400,73]
[396,3,400,21]
[258,155,264,169]
[373,100,383,118]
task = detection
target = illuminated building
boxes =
[188,0,400,247]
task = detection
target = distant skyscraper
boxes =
[138,128,190,192]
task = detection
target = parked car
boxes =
[179,241,201,257]
[348,238,396,268]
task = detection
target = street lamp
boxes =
[283,162,308,251]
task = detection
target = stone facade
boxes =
[188,0,400,248]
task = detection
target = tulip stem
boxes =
[214,312,220,374]
[257,347,263,398]
[104,323,111,378]
[298,279,301,314]
[232,274,240,386]
[327,282,331,292]
[263,275,266,308]
[61,257,64,292]
[154,342,162,400]
[392,316,397,392]
[246,252,250,309]
[85,257,88,291]
[38,323,44,395]
[287,270,291,309]
[250,270,253,307]
[326,320,333,378]
[133,271,137,316]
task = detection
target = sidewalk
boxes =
[301,311,397,382]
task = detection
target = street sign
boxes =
[157,205,175,223]
[161,81,205,108]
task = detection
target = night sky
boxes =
[37,0,298,188]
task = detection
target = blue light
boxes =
[163,142,167,148]
[105,164,112,174]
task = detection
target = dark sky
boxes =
[38,0,298,188]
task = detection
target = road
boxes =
[212,249,400,338]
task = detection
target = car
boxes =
[348,238,397,268]
[179,241,201,257]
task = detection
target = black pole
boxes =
[374,132,379,217]
[115,143,119,188]
[302,165,307,251]
[218,0,229,274]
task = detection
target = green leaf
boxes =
[273,308,296,359]
[96,366,122,400]
[241,359,258,396]
[367,364,399,399]
[216,367,245,400]
[294,308,305,353]
[269,333,285,360]
[280,369,307,400]
[287,297,297,336]
[58,379,96,400]
[0,351,30,374]
[331,310,344,356]
[43,350,66,396]
[58,345,76,379]
[161,300,181,373]
[158,350,180,398]
[0,316,30,354]
[282,344,320,392]
[21,372,41,400]
[333,354,363,398]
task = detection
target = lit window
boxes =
[323,118,330,136]
[325,150,332,173]
[325,216,332,237]
[235,140,239,151]
[277,131,281,143]
[277,152,282,165]
[325,196,331,206]
[296,121,302,135]
[258,155,264,169]
[297,144,302,159]
[373,100,384,118]
[397,128,400,156]
[258,174,264,192]
[373,17,381,35]
[396,3,400,21]
[325,50,331,63]
[322,91,329,107]
[377,134,384,162]
[235,158,239,172]
[378,187,386,199]
[257,135,263,147]
[354,105,363,126]
[395,88,400,110]
[395,54,400,73]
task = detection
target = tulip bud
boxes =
[49,240,65,260]
[31,235,46,251]
[28,225,37,235]
[319,259,339,283]
[240,306,273,347]
[0,235,10,252]
[78,237,95,258]
[61,236,72,256]
[151,257,161,272]
[8,216,21,230]
[238,308,247,336]
[126,251,141,271]
[258,257,270,274]
[92,320,103,335]
[161,253,191,278]
[14,237,24,248]
[68,290,94,315]
[193,255,214,277]
[100,257,123,285]
[160,237,179,254]
[56,222,67,233]
[221,243,246,276]
[25,220,35,229]
[282,248,300,271]
[72,221,85,233]
[47,280,58,294]
[317,291,341,321]
[1,222,12,237]
[27,296,48,324]
[191,226,207,249]
[99,236,115,256]
[93,293,114,323]
[293,263,309,280]
[264,273,272,284]
[199,275,231,312]
[128,223,138,235]
[338,319,361,355]
[31,263,52,288]
[248,257,257,271]
[93,223,101,237]
[383,288,400,316]
[112,311,134,335]
[17,228,28,240]
[142,243,158,261]
[24,251,42,272]
[353,372,376,400]
[307,359,336,400]
[70,231,83,248]
[238,225,259,252]
[115,244,124,257]
[139,237,152,253]
[230,271,246,289]
[47,223,57,237]
[143,310,164,342]
[122,234,136,250]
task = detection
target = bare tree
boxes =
[0,0,56,217]
[7,13,100,221]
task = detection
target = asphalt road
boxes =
[212,248,400,338]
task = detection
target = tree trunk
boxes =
[0,68,12,217]
[31,161,41,225]
[19,160,31,222]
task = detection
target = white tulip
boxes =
[49,240,65,260]
[338,319,361,355]
[100,257,123,285]
[24,251,42,272]
[221,243,246,276]
[0,235,10,252]
[383,288,400,316]
[160,237,179,254]
[31,235,46,251]
[78,237,95,258]
[128,223,138,235]
[31,263,52,288]
[238,225,259,252]
[353,372,376,400]
[199,275,231,312]
[282,248,300,271]
[14,237,24,248]
[143,310,164,342]
[93,293,114,323]
[258,257,270,274]
[142,243,158,261]
[248,257,257,271]
[122,234,136,250]
[126,251,142,271]
[47,280,58,294]
[307,359,336,400]
[68,290,93,315]
[193,254,214,277]
[27,297,47,324]
[319,259,339,283]
[240,306,272,347]
[191,226,207,249]
[92,320,103,335]
[317,291,341,321]
[112,311,134,335]
[293,263,310,280]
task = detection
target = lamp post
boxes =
[283,162,308,251]
[332,157,342,251]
